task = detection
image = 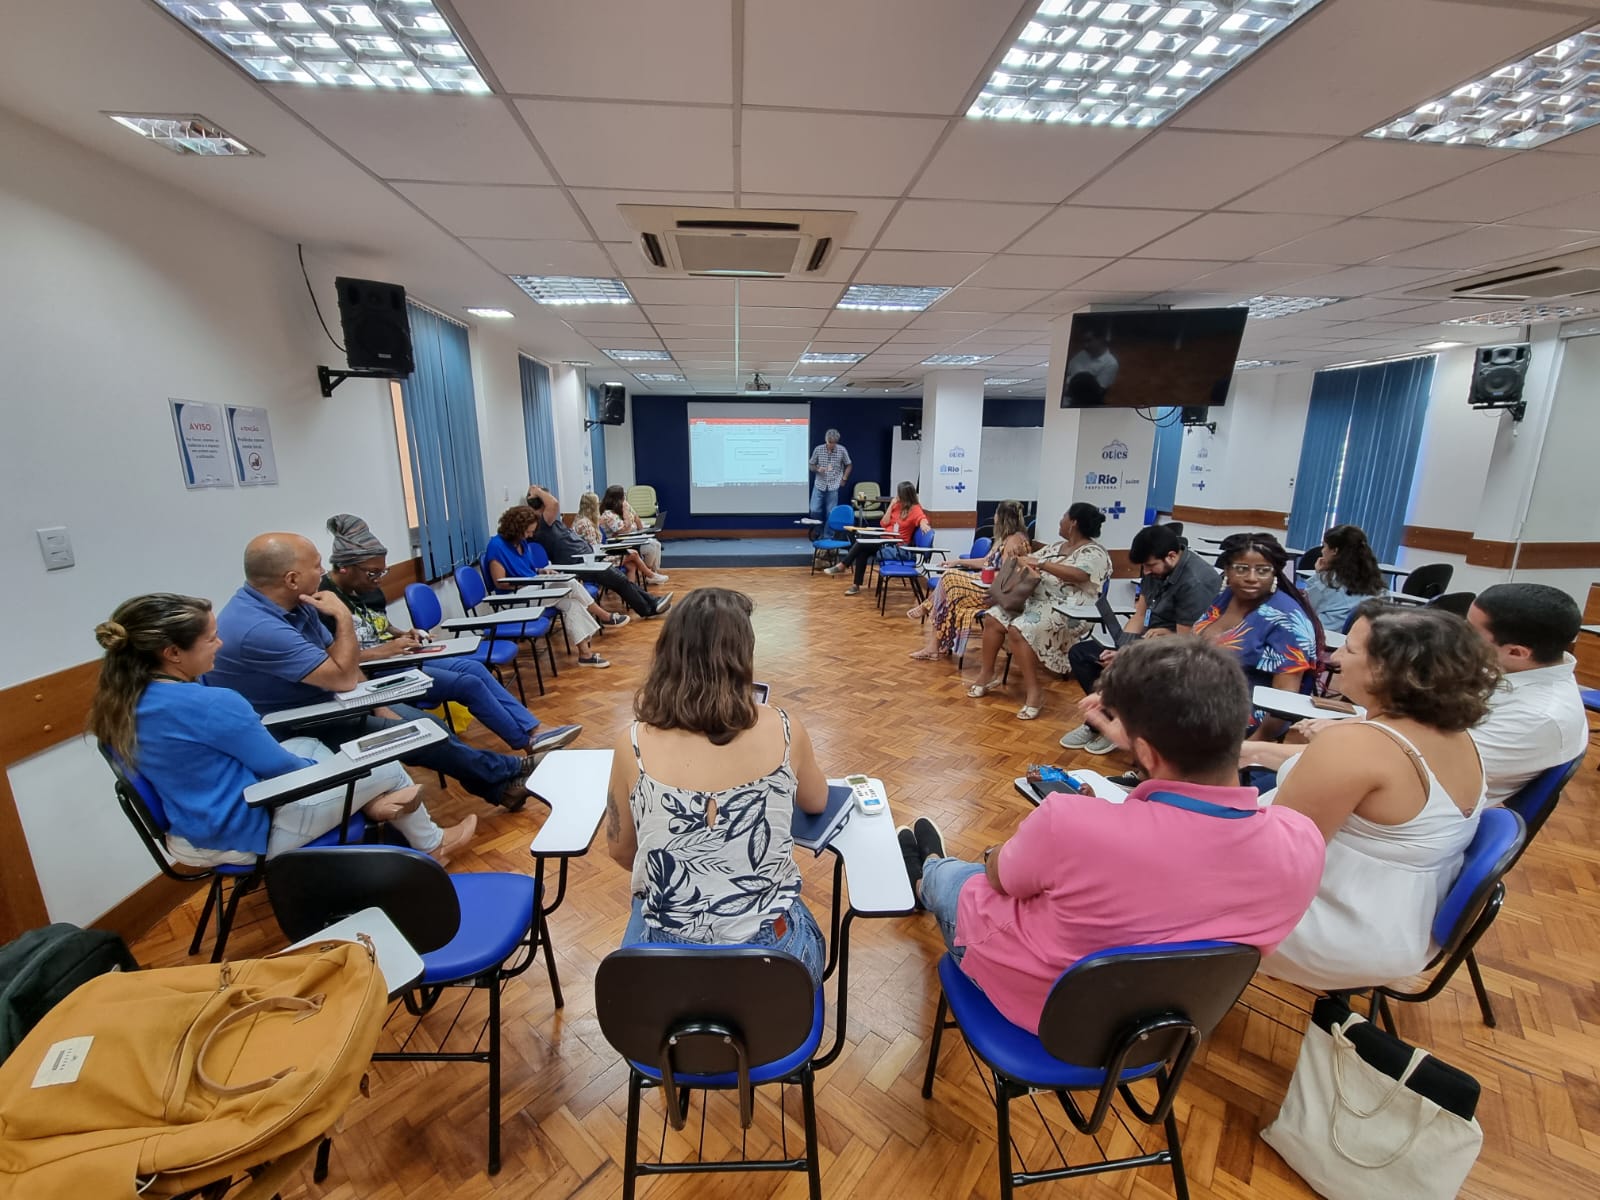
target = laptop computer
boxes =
[1098,595,1134,648]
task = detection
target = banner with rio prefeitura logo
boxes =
[1070,409,1154,551]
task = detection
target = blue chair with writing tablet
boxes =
[454,563,557,696]
[404,581,528,703]
[875,527,934,615]
[810,502,854,574]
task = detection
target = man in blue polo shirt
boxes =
[206,532,535,811]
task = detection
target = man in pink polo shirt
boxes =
[899,637,1325,1034]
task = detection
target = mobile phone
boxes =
[367,675,411,691]
[354,726,423,754]
[752,682,770,704]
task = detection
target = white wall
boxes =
[470,324,531,521]
[0,106,410,924]
[548,364,591,502]
[603,390,636,489]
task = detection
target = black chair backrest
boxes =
[595,947,814,1076]
[1037,943,1260,1070]
[1402,562,1453,599]
[265,846,460,952]
[1298,546,1321,572]
[1427,591,1476,617]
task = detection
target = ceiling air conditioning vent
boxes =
[1407,246,1600,302]
[618,205,854,278]
[843,378,914,390]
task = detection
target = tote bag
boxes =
[986,557,1039,614]
[1261,1001,1482,1199]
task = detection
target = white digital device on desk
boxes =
[845,773,886,816]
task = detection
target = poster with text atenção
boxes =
[227,404,279,487]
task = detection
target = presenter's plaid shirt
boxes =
[808,443,851,488]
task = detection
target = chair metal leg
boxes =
[487,971,502,1175]
[545,633,558,678]
[922,991,949,1099]
[509,658,528,704]
[1466,951,1497,1028]
[529,646,546,697]
[210,876,253,963]
[622,1071,642,1200]
[1164,1104,1190,1200]
[995,1076,1016,1200]
[313,1136,332,1183]
[190,875,223,956]
[800,1066,822,1200]
[538,908,564,1009]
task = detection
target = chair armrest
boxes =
[527,749,614,857]
[245,720,448,807]
[261,679,433,731]
[441,605,549,630]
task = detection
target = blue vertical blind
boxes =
[1146,409,1183,518]
[1287,356,1436,563]
[398,304,489,579]
[520,355,559,490]
[587,385,608,495]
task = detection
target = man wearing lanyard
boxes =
[807,428,852,521]
[895,638,1325,1036]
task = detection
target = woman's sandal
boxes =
[1016,704,1043,721]
[967,678,1004,698]
[906,602,929,620]
[908,648,942,661]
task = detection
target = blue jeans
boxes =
[920,858,985,959]
[810,482,840,522]
[623,895,827,986]
[418,658,537,750]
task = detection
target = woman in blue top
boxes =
[482,504,621,668]
[88,593,475,867]
[1302,524,1387,634]
[1194,533,1323,740]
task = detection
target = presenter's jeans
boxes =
[418,658,538,750]
[810,482,840,521]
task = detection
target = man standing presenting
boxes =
[807,428,852,521]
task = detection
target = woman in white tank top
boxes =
[1252,603,1499,991]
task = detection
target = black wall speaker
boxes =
[1469,343,1530,409]
[334,277,414,375]
[900,407,922,440]
[599,384,627,425]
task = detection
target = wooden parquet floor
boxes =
[129,568,1600,1199]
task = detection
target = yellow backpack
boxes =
[0,939,386,1199]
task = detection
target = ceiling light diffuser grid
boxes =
[107,112,257,155]
[605,349,672,361]
[152,1,489,92]
[1367,29,1600,149]
[788,375,838,384]
[1235,358,1292,369]
[634,372,685,382]
[837,284,951,312]
[984,376,1032,385]
[800,352,866,364]
[1444,304,1595,327]
[971,0,1325,127]
[1239,294,1342,319]
[509,275,634,305]
[922,354,993,366]
[465,306,513,319]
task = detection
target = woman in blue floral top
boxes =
[604,588,830,983]
[1195,532,1324,739]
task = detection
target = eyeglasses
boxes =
[1226,563,1276,579]
[362,567,390,581]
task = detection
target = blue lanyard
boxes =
[1143,790,1257,820]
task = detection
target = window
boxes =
[389,381,419,539]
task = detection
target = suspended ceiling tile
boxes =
[1282,264,1454,297]
[1379,225,1600,271]
[740,111,945,197]
[454,0,733,102]
[462,237,615,276]
[1072,131,1337,210]
[637,304,735,325]
[392,183,588,240]
[1074,258,1232,293]
[1009,207,1201,257]
[517,100,734,191]
[1501,192,1600,231]
[731,280,848,307]
[823,308,917,329]
[855,249,992,287]
[624,278,737,305]
[1133,212,1338,261]
[961,255,1110,290]
[937,286,1054,312]
[912,121,1146,203]
[876,199,1054,254]
[1256,217,1476,265]
[1372,153,1600,223]
[1226,141,1509,216]
[1185,260,1342,292]
[737,307,833,329]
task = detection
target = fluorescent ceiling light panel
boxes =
[1443,303,1595,327]
[605,349,672,361]
[971,0,1324,128]
[1239,294,1342,319]
[1419,340,1463,350]
[107,112,256,155]
[1235,358,1292,370]
[836,284,951,312]
[984,377,1032,385]
[922,354,993,366]
[509,275,633,305]
[1367,29,1600,150]
[787,375,837,384]
[800,352,866,364]
[465,306,513,319]
[151,1,489,92]
[633,372,685,382]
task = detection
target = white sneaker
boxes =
[1059,724,1098,749]
[648,572,670,584]
[822,564,845,576]
[1083,733,1117,756]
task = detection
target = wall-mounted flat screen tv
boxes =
[1061,307,1248,410]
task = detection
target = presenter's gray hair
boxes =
[825,428,841,441]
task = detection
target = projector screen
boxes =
[687,402,812,515]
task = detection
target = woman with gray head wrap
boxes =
[327,514,387,567]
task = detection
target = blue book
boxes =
[791,784,854,855]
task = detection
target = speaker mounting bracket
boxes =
[318,365,402,398]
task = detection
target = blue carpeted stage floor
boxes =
[661,537,816,568]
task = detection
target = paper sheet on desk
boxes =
[335,667,430,704]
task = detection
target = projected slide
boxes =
[686,402,811,515]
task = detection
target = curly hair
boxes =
[1353,600,1500,731]
[87,594,213,764]
[1320,524,1385,596]
[634,589,758,746]
[497,504,538,543]
[1216,531,1324,655]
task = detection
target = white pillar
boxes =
[548,363,591,502]
[920,369,985,550]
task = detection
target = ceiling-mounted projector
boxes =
[748,372,772,392]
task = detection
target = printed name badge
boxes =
[31,1036,93,1088]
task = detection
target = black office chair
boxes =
[1402,562,1453,600]
[595,946,824,1200]
[1297,545,1321,572]
[266,845,553,1175]
[1427,590,1476,617]
[923,941,1260,1200]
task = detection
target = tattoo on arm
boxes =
[605,794,622,841]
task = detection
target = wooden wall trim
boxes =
[1402,528,1600,570]
[378,556,422,604]
[1509,542,1600,570]
[1465,540,1516,569]
[1170,505,1289,529]
[925,509,979,530]
[1401,526,1474,556]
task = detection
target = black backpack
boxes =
[0,923,138,1064]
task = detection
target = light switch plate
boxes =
[37,526,74,570]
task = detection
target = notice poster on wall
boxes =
[169,399,232,490]
[227,404,279,487]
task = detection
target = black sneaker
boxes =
[1107,770,1144,789]
[495,776,532,813]
[650,594,674,618]
[897,827,923,903]
[912,817,945,862]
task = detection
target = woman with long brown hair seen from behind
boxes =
[88,593,474,866]
[603,588,830,983]
[1303,523,1387,634]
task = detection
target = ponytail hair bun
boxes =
[95,620,129,652]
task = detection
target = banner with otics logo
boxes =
[1070,410,1154,550]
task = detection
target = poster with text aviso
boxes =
[169,399,232,490]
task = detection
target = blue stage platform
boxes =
[660,537,814,568]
